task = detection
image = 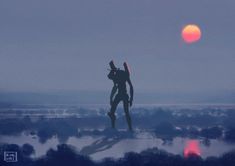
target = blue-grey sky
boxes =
[0,0,234,94]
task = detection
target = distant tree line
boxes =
[1,143,235,166]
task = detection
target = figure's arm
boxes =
[127,78,134,107]
[110,83,117,105]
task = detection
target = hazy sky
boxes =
[0,0,234,93]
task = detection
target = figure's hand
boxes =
[129,99,133,107]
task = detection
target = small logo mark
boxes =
[4,151,18,162]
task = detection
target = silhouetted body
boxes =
[107,61,134,131]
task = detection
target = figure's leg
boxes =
[108,95,121,129]
[123,95,133,131]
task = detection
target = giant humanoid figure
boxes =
[107,60,134,131]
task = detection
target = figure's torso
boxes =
[113,70,128,94]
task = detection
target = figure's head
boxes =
[107,69,116,80]
[107,60,130,80]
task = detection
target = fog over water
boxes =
[1,104,235,161]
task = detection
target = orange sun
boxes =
[182,24,201,43]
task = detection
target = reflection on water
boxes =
[184,140,201,157]
[1,132,235,160]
